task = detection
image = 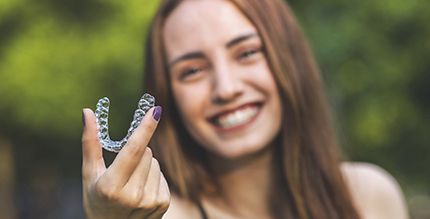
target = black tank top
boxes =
[197,202,208,219]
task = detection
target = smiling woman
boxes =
[81,0,409,218]
[164,7,283,159]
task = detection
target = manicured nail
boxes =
[82,109,86,127]
[152,106,162,122]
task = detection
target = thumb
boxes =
[82,108,106,183]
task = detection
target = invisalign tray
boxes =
[95,93,155,153]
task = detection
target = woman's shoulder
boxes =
[340,161,409,219]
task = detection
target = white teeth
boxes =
[216,106,258,129]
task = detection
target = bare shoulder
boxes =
[162,194,201,219]
[341,162,409,219]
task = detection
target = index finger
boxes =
[104,106,162,186]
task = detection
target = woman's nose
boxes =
[211,63,244,104]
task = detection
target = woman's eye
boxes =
[179,67,202,80]
[238,48,261,60]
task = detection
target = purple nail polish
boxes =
[82,110,86,127]
[152,106,162,122]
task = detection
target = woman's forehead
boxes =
[163,0,257,59]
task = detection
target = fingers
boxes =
[140,163,170,218]
[141,158,162,206]
[82,108,106,183]
[155,172,171,215]
[122,147,154,196]
[105,106,162,186]
[127,158,170,219]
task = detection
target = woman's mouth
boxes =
[209,103,262,130]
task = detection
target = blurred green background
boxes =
[0,0,428,218]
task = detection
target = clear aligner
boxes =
[95,93,155,153]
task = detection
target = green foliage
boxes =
[0,0,159,138]
[289,0,430,196]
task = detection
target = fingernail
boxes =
[82,109,86,127]
[152,106,162,122]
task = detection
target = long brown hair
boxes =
[144,0,360,218]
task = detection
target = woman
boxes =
[81,0,409,218]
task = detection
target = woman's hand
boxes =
[81,107,170,219]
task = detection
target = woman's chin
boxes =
[209,141,272,161]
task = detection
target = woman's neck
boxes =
[204,146,275,219]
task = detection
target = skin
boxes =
[82,107,170,219]
[165,1,282,161]
[341,162,410,219]
[81,0,410,218]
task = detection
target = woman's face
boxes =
[163,0,282,159]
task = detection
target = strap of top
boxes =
[196,201,209,219]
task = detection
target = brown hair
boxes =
[144,0,360,218]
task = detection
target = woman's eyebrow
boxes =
[169,51,205,68]
[226,32,258,48]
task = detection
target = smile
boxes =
[209,103,262,130]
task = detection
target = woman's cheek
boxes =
[174,82,209,124]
